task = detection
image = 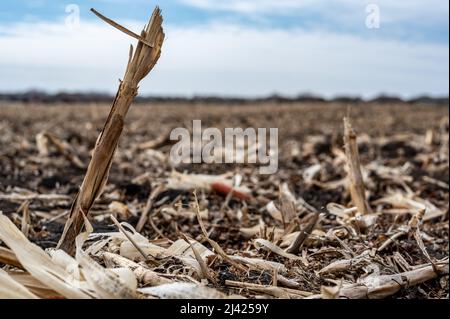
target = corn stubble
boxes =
[57,7,165,254]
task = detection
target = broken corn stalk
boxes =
[57,7,165,254]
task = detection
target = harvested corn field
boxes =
[0,101,448,299]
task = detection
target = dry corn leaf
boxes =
[0,269,38,299]
[0,213,92,299]
[7,272,61,298]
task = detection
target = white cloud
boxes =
[179,0,315,14]
[0,19,448,98]
[180,0,449,36]
[180,0,448,17]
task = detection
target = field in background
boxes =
[0,102,448,299]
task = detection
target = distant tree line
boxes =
[0,90,448,105]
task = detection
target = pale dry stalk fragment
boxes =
[137,130,172,150]
[0,193,71,201]
[136,184,165,232]
[377,209,425,252]
[179,232,212,280]
[278,183,297,226]
[343,117,372,215]
[40,131,85,169]
[110,215,149,261]
[286,212,320,254]
[225,280,312,298]
[57,7,165,254]
[18,200,31,237]
[193,191,248,272]
[139,282,227,299]
[408,209,436,268]
[101,252,172,286]
[321,262,448,299]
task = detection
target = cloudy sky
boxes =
[0,0,448,98]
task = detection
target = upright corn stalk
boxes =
[57,7,165,254]
[343,117,372,216]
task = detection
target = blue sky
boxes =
[0,0,448,98]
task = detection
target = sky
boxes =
[0,0,448,98]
